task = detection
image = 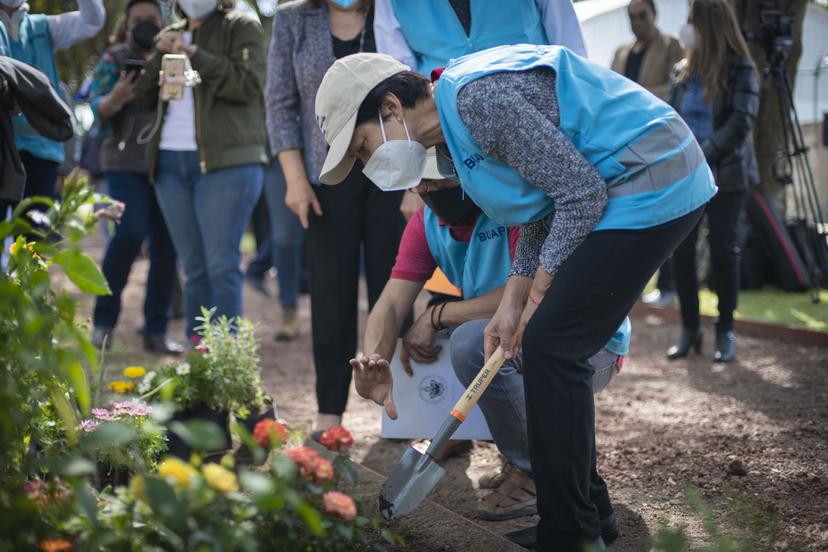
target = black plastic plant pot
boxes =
[166,406,231,460]
[95,462,131,490]
[235,399,277,466]
[239,401,277,436]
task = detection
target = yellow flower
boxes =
[8,241,19,255]
[202,463,238,493]
[123,366,147,378]
[129,474,148,502]
[109,381,135,395]
[157,457,198,490]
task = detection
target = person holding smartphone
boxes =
[89,0,182,355]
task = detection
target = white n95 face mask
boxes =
[362,113,427,192]
[679,23,697,50]
[177,0,218,20]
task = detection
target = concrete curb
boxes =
[309,441,522,551]
[631,302,828,348]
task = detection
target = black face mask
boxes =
[420,185,480,225]
[131,20,160,51]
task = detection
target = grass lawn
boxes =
[699,287,828,332]
[644,271,828,332]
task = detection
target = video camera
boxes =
[743,1,795,66]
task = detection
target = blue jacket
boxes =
[422,207,631,355]
[0,14,64,163]
[434,44,718,231]
[389,0,547,76]
[423,207,512,300]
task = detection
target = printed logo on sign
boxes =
[419,375,447,404]
[463,153,484,170]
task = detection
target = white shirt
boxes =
[373,0,588,67]
[159,32,198,152]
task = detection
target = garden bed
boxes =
[72,239,828,551]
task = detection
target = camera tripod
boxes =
[764,51,827,303]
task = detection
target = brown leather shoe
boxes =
[275,308,298,342]
[476,468,537,521]
[479,460,517,490]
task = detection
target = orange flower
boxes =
[322,491,357,521]
[318,426,353,452]
[314,457,334,482]
[40,539,72,552]
[252,419,288,448]
[286,446,320,479]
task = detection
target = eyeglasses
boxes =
[628,11,649,21]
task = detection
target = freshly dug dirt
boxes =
[77,242,828,551]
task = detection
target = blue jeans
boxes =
[450,319,618,474]
[154,150,263,337]
[262,158,304,309]
[93,171,177,335]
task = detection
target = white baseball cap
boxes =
[315,53,410,185]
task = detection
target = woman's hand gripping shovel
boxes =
[379,346,506,519]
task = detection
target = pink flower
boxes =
[110,401,150,417]
[79,419,101,433]
[314,458,334,483]
[322,491,357,521]
[90,408,119,421]
[286,446,321,479]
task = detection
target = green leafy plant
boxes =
[70,421,402,551]
[144,308,267,419]
[0,172,120,548]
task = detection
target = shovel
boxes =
[379,346,507,519]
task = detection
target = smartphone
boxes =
[123,58,145,75]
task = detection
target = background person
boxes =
[611,0,684,308]
[266,0,407,432]
[133,0,268,339]
[0,0,105,204]
[243,154,307,342]
[0,57,74,217]
[666,0,759,364]
[314,45,716,549]
[89,0,181,355]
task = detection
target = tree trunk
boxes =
[728,0,808,212]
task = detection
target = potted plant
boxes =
[141,309,274,459]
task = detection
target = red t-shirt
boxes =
[391,208,520,283]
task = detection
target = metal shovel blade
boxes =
[379,445,445,520]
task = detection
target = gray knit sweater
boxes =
[455,68,607,277]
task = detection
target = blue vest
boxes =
[422,207,632,356]
[434,44,717,231]
[0,14,65,164]
[423,207,512,300]
[390,0,547,76]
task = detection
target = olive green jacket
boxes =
[134,9,268,179]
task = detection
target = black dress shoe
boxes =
[505,518,616,550]
[714,330,736,363]
[144,334,184,355]
[666,327,703,360]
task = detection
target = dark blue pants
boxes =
[93,171,177,335]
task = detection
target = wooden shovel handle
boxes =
[449,346,506,422]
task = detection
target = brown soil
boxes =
[77,240,828,551]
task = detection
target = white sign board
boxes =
[380,338,493,441]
